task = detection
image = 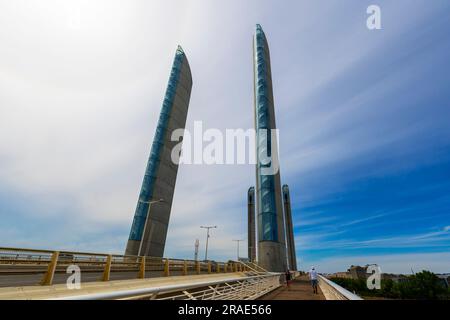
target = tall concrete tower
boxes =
[126,46,192,257]
[253,24,287,272]
[282,185,297,270]
[247,187,256,262]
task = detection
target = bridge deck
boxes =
[260,276,325,300]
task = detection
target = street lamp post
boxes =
[248,245,254,262]
[232,239,244,261]
[200,226,217,261]
[194,239,199,261]
[138,198,164,256]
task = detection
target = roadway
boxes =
[0,267,196,288]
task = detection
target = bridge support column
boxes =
[102,255,112,281]
[164,259,170,277]
[196,261,200,274]
[207,262,211,273]
[183,260,188,275]
[41,251,59,286]
[224,263,228,273]
[138,256,145,279]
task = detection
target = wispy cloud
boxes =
[302,252,450,274]
[298,227,450,251]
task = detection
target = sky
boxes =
[0,0,449,274]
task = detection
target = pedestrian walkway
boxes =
[259,275,325,300]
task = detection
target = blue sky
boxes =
[0,0,449,274]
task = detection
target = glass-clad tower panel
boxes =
[253,25,287,271]
[126,46,192,257]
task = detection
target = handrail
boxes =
[51,273,280,300]
[318,275,363,300]
[0,246,254,287]
[0,246,231,266]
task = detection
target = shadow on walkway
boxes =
[260,276,325,300]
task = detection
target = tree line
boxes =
[330,270,449,300]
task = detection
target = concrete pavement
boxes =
[260,276,325,300]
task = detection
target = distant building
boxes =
[331,272,353,279]
[332,265,411,283]
[348,265,368,280]
[282,185,297,270]
[247,187,256,263]
[381,273,408,282]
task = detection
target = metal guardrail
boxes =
[318,275,363,300]
[52,273,281,300]
[0,247,250,287]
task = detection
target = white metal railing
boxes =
[318,275,363,300]
[51,273,281,300]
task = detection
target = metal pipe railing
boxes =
[318,275,363,300]
[50,273,281,300]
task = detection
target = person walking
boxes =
[309,266,318,294]
[285,270,292,289]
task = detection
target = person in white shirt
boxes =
[309,266,318,294]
